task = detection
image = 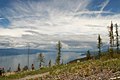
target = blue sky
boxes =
[0,0,120,50]
[0,0,120,27]
[89,0,120,13]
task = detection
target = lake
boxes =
[0,51,85,71]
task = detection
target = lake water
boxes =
[0,52,85,71]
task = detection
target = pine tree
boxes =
[97,34,102,57]
[115,23,119,53]
[86,50,91,60]
[109,21,114,47]
[61,59,64,65]
[108,21,114,56]
[38,53,44,68]
[48,60,51,67]
[17,63,21,72]
[56,41,62,65]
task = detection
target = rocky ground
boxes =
[1,58,120,80]
[40,70,120,80]
[17,58,120,80]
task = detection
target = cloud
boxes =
[100,0,110,11]
[97,0,110,17]
[75,11,112,15]
[0,0,119,50]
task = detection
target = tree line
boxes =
[87,21,119,60]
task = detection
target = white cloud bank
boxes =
[0,0,119,50]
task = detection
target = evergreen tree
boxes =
[56,41,62,65]
[115,23,119,53]
[31,64,34,70]
[38,53,44,68]
[86,50,91,60]
[109,21,114,47]
[108,21,114,56]
[61,59,64,65]
[97,34,102,57]
[17,63,21,72]
[48,60,51,67]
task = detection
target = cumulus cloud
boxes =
[0,0,119,50]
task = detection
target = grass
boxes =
[47,53,120,78]
[0,53,120,80]
[0,67,51,80]
[49,59,120,76]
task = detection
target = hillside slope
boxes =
[0,53,120,80]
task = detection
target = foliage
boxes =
[56,41,62,65]
[115,23,119,53]
[17,63,21,72]
[108,21,114,47]
[97,34,102,57]
[23,66,28,71]
[48,59,51,67]
[38,53,45,68]
[86,50,91,60]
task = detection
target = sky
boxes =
[0,0,120,51]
